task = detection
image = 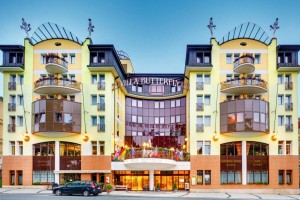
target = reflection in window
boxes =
[55,113,62,123]
[64,114,72,123]
[228,114,235,123]
[197,170,203,185]
[197,141,203,155]
[236,113,244,122]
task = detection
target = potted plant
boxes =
[155,183,160,191]
[105,184,113,194]
[173,183,178,192]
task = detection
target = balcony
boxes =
[277,47,300,72]
[220,78,268,95]
[8,82,16,90]
[285,124,293,132]
[196,124,204,132]
[233,54,255,74]
[34,78,81,95]
[285,82,293,90]
[8,103,16,111]
[196,103,204,111]
[32,99,81,136]
[98,82,105,90]
[0,48,24,72]
[196,82,203,90]
[8,124,15,132]
[285,103,293,111]
[97,103,105,111]
[220,98,269,135]
[97,124,105,132]
[45,55,68,74]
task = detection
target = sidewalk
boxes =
[1,188,300,199]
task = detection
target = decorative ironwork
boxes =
[8,103,16,111]
[45,53,68,69]
[8,82,16,90]
[196,103,204,111]
[285,82,293,90]
[285,124,293,132]
[285,103,293,111]
[98,124,105,132]
[20,18,31,38]
[117,50,130,60]
[8,124,16,132]
[34,77,81,90]
[196,82,204,90]
[220,22,270,45]
[87,18,94,38]
[196,124,204,132]
[234,54,255,69]
[207,17,216,38]
[221,78,268,90]
[270,18,279,38]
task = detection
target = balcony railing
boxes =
[196,103,204,111]
[8,82,16,90]
[112,147,190,161]
[34,77,81,94]
[97,124,105,132]
[98,82,105,90]
[46,55,68,69]
[8,124,16,132]
[8,103,16,111]
[233,56,255,73]
[285,103,293,111]
[220,77,268,94]
[196,82,204,90]
[285,82,293,90]
[196,124,204,132]
[97,103,105,111]
[285,124,293,132]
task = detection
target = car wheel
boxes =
[93,193,99,196]
[83,190,90,197]
[55,190,62,196]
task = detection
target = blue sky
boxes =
[0,0,300,105]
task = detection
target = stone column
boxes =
[55,141,60,184]
[149,170,154,191]
[242,140,247,185]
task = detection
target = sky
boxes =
[0,0,300,107]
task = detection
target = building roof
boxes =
[30,22,82,45]
[0,45,24,51]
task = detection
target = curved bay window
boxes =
[125,97,186,150]
[247,142,269,184]
[32,142,55,184]
[220,99,269,133]
[220,142,242,184]
[60,142,81,170]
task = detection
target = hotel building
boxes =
[0,20,299,193]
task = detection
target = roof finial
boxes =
[20,18,31,38]
[207,17,216,38]
[270,18,279,38]
[88,18,94,38]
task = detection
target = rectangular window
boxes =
[204,95,210,105]
[171,86,176,93]
[64,114,72,123]
[132,99,137,107]
[160,117,164,124]
[197,170,203,185]
[204,116,211,126]
[10,141,15,155]
[41,54,46,64]
[278,170,284,184]
[18,75,24,85]
[234,53,240,61]
[154,102,159,108]
[226,53,232,64]
[18,141,23,155]
[138,116,143,123]
[132,85,136,92]
[99,141,105,155]
[171,116,175,124]
[138,100,143,108]
[286,170,292,185]
[204,74,210,84]
[91,95,97,105]
[70,54,75,64]
[197,141,203,155]
[159,101,164,108]
[91,75,97,84]
[18,95,23,106]
[171,100,175,108]
[70,95,75,102]
[278,75,283,84]
[176,115,180,123]
[132,115,137,123]
[226,74,232,81]
[205,170,211,184]
[278,141,283,155]
[278,95,283,105]
[278,116,284,126]
[204,141,211,155]
[155,117,159,124]
[137,85,142,93]
[17,116,23,126]
[176,99,181,107]
[92,141,97,155]
[254,54,261,64]
[91,116,97,126]
[286,141,291,155]
[69,74,75,81]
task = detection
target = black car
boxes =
[53,181,102,196]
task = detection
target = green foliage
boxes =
[173,183,178,190]
[105,184,113,190]
[32,182,41,185]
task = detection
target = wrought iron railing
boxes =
[46,56,68,69]
[285,103,293,111]
[34,78,81,91]
[234,55,254,69]
[112,147,190,161]
[220,78,267,90]
[8,103,16,111]
[196,124,204,132]
[8,124,16,132]
[8,82,16,90]
[196,103,204,111]
[285,124,293,132]
[98,82,105,90]
[285,82,293,90]
[196,82,204,90]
